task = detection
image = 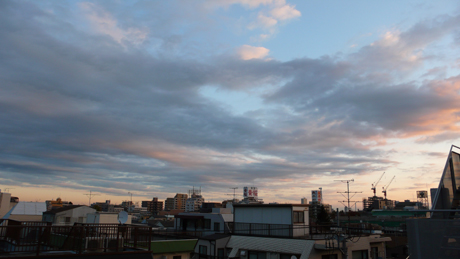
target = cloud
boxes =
[1,0,460,206]
[270,3,301,21]
[237,45,270,60]
[79,2,148,46]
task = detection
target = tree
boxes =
[316,205,332,225]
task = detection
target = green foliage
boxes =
[316,205,332,225]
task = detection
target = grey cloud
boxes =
[1,0,452,202]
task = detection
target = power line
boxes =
[84,191,100,206]
[335,179,361,228]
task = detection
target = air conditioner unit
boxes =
[106,237,124,252]
[85,237,105,252]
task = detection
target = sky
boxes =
[2,0,460,209]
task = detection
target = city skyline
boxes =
[2,0,460,209]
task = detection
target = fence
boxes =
[0,220,203,256]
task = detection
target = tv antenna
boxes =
[335,179,362,227]
[84,191,100,206]
[229,187,238,200]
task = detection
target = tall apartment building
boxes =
[185,189,204,212]
[164,198,175,210]
[174,193,188,210]
[146,197,163,215]
[163,193,188,211]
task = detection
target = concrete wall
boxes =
[292,206,309,237]
[234,207,292,224]
[55,206,96,225]
[87,213,133,224]
[0,192,12,218]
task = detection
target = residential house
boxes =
[42,205,96,225]
[0,190,18,218]
[2,201,46,221]
[86,211,133,224]
[175,208,233,236]
[233,204,309,238]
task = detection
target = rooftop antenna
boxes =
[335,179,362,229]
[4,188,14,193]
[84,191,100,206]
[229,187,238,200]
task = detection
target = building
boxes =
[42,205,96,225]
[45,197,72,211]
[164,197,175,210]
[174,193,188,210]
[311,188,322,203]
[363,196,384,211]
[185,189,204,212]
[174,208,233,236]
[407,145,460,258]
[233,204,309,238]
[200,202,222,213]
[92,200,115,212]
[144,197,164,215]
[163,193,188,211]
[0,190,18,219]
[87,212,133,224]
[301,197,308,204]
[195,233,390,259]
[2,201,46,221]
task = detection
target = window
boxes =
[204,219,211,229]
[173,256,181,259]
[322,255,338,259]
[218,248,225,259]
[214,222,220,232]
[293,211,304,223]
[352,250,369,259]
[65,217,71,223]
[248,251,266,259]
[370,247,378,259]
[281,254,301,259]
[199,245,207,255]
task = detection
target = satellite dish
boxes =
[118,211,128,224]
[290,256,297,259]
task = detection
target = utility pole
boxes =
[336,179,361,228]
[84,191,100,206]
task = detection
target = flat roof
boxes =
[233,204,309,208]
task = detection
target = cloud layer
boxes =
[1,1,459,205]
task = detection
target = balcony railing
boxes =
[0,220,200,256]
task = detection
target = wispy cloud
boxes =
[237,45,270,60]
[79,2,148,46]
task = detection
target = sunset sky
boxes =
[2,0,460,209]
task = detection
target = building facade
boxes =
[147,197,164,215]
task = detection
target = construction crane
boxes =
[382,176,395,199]
[371,172,385,197]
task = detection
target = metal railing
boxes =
[0,221,203,256]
